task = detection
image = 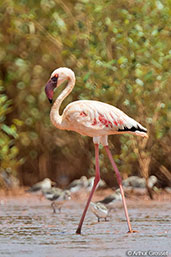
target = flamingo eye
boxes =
[51,74,58,82]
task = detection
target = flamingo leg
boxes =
[104,145,133,233]
[76,144,100,234]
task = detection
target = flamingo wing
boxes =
[62,100,147,137]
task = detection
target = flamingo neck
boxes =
[50,77,75,129]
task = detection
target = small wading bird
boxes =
[99,188,122,205]
[90,202,109,222]
[45,67,148,234]
[26,178,56,193]
[42,187,71,213]
[122,175,157,189]
[68,176,88,193]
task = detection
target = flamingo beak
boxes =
[48,98,53,104]
[45,78,58,104]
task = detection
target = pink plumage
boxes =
[62,100,147,138]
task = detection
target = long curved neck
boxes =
[50,76,75,129]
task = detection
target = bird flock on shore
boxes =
[26,175,158,221]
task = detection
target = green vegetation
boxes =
[0,88,19,169]
[0,0,170,187]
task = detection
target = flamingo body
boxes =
[61,100,147,138]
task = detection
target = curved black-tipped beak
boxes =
[48,98,53,104]
[45,78,57,104]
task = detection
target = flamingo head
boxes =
[45,74,58,104]
[45,67,74,103]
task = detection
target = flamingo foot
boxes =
[127,229,138,233]
[76,227,81,234]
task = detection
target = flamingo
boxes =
[45,67,148,234]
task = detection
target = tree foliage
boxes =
[0,86,22,174]
[0,0,170,186]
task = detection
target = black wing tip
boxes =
[118,125,147,133]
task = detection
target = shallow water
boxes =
[0,195,170,257]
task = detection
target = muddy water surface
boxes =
[0,193,170,257]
